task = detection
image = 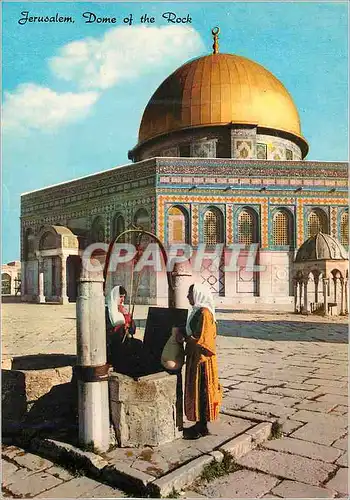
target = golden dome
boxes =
[138,53,307,152]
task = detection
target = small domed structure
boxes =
[293,233,348,316]
[295,233,348,262]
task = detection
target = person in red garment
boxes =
[106,285,135,344]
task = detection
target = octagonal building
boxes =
[20,30,348,305]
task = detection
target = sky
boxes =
[2,1,348,263]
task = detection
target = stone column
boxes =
[345,279,349,314]
[60,255,69,305]
[314,275,319,304]
[293,280,298,313]
[323,278,329,316]
[303,278,310,315]
[76,262,110,452]
[299,281,303,313]
[37,258,45,303]
[339,278,345,315]
[333,277,338,305]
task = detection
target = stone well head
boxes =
[109,307,187,448]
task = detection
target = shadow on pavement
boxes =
[217,318,348,344]
[11,354,77,370]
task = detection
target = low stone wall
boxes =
[109,371,183,448]
[2,364,75,434]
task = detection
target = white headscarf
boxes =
[106,286,125,327]
[186,283,216,336]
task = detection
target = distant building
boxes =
[20,30,348,305]
[2,261,21,295]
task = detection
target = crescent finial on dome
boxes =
[212,27,220,54]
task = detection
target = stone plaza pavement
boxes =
[1,302,349,498]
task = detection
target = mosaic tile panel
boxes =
[226,205,233,245]
[331,206,338,238]
[191,205,199,246]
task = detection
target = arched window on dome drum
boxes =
[203,208,224,245]
[340,212,349,246]
[237,209,258,245]
[167,206,189,244]
[307,209,328,238]
[272,210,292,246]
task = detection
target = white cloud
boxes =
[3,84,99,132]
[49,25,204,90]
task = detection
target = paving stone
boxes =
[46,465,75,481]
[233,381,267,392]
[225,389,298,407]
[332,437,348,450]
[6,471,62,497]
[236,448,337,486]
[151,455,213,497]
[197,469,279,498]
[36,476,105,498]
[249,377,286,387]
[305,373,344,381]
[283,382,318,391]
[2,445,25,460]
[265,386,317,399]
[290,422,346,446]
[289,410,348,427]
[246,422,272,445]
[272,479,336,498]
[131,450,173,477]
[294,401,338,413]
[317,394,348,405]
[86,483,126,497]
[254,372,306,383]
[219,433,253,458]
[221,396,251,410]
[244,402,296,418]
[2,467,35,488]
[315,386,348,396]
[221,409,275,423]
[304,379,347,388]
[336,451,348,467]
[262,437,342,462]
[181,489,207,498]
[1,460,18,481]
[329,405,348,415]
[11,452,54,471]
[325,467,348,496]
[280,419,305,436]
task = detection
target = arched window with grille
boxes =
[307,209,328,237]
[91,216,105,243]
[340,212,349,245]
[203,208,224,245]
[237,209,258,245]
[112,213,125,241]
[167,206,189,244]
[134,208,150,232]
[272,210,292,246]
